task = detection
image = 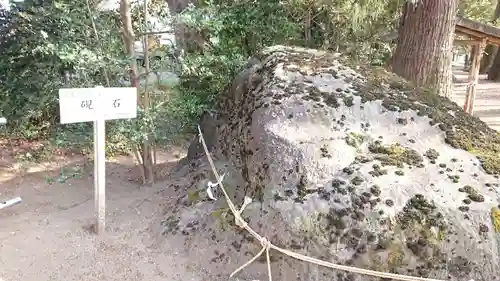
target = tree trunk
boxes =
[119,0,139,94]
[304,6,313,47]
[480,0,500,74]
[469,45,477,70]
[120,0,154,184]
[141,0,155,184]
[464,52,469,70]
[479,45,498,73]
[488,51,500,81]
[391,0,458,98]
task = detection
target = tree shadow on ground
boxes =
[0,146,186,221]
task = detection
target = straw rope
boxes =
[197,125,449,281]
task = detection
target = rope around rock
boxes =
[197,126,450,281]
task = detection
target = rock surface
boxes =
[162,46,500,281]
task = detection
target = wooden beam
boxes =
[454,39,482,46]
[456,16,500,42]
[463,38,488,115]
[455,25,500,46]
[381,16,500,46]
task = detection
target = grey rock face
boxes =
[163,46,500,281]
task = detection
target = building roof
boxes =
[380,16,500,46]
[455,16,500,45]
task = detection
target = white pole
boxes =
[0,197,22,209]
[94,85,106,234]
[94,119,106,233]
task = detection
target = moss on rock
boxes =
[396,194,446,232]
[424,149,440,161]
[459,185,485,203]
[320,145,332,158]
[345,132,365,148]
[349,66,500,174]
[343,95,354,107]
[491,207,500,233]
[369,164,388,177]
[368,141,423,168]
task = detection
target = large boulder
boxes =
[161,46,500,281]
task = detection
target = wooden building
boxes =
[455,16,500,115]
[382,16,500,116]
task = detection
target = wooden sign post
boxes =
[58,87,137,234]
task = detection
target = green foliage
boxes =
[46,166,82,184]
[459,0,497,23]
[174,0,303,114]
[0,0,184,155]
[288,0,400,60]
[0,0,494,158]
[0,0,125,140]
[172,0,403,116]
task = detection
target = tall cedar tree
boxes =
[391,0,458,97]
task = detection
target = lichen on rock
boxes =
[349,64,500,175]
[170,46,500,281]
[368,141,423,168]
[492,207,500,233]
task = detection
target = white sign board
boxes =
[58,86,138,234]
[58,87,137,124]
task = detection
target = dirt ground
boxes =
[0,141,206,281]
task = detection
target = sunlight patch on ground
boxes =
[0,157,86,184]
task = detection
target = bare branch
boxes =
[120,0,140,105]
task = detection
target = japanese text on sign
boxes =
[58,87,137,124]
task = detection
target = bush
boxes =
[0,0,402,155]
